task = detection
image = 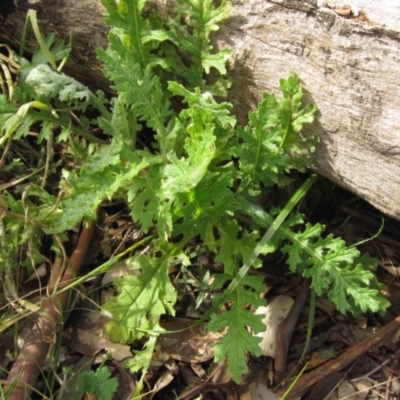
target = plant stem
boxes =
[199,173,318,324]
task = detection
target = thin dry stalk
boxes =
[5,218,97,399]
[276,316,400,399]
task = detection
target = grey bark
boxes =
[1,0,400,220]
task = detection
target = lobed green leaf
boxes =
[207,275,266,383]
[104,251,177,343]
[282,224,390,314]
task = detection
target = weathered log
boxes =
[1,0,400,220]
[0,0,110,93]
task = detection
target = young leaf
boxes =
[127,165,162,234]
[168,83,236,130]
[282,223,390,314]
[278,72,317,154]
[234,73,317,194]
[100,0,148,68]
[25,64,92,109]
[234,92,291,190]
[169,0,231,87]
[123,335,158,396]
[207,274,266,383]
[103,250,177,343]
[82,367,118,400]
[161,107,216,199]
[49,142,148,233]
[214,220,262,275]
[97,50,171,149]
[171,166,236,250]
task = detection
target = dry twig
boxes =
[276,316,400,399]
[5,217,97,399]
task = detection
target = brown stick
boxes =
[275,316,400,399]
[5,218,97,399]
[274,279,309,382]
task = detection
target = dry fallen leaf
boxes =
[63,310,132,361]
[149,369,176,400]
[24,263,47,283]
[249,382,281,400]
[254,295,294,358]
[352,379,372,399]
[338,379,366,400]
[158,318,222,363]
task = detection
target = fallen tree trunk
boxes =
[1,0,400,220]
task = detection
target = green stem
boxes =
[298,288,315,366]
[57,33,73,72]
[50,235,154,296]
[89,93,112,121]
[201,173,318,322]
[129,2,147,69]
[25,10,57,70]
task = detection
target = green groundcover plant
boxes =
[0,0,389,394]
[82,366,118,400]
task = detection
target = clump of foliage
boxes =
[0,0,389,394]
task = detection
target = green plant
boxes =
[82,366,118,400]
[0,0,390,395]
